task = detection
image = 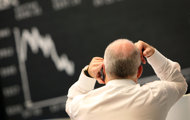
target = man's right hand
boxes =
[88,57,105,84]
[135,40,155,64]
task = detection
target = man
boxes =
[66,39,187,120]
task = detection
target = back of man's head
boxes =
[104,39,141,79]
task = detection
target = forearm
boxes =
[66,66,96,116]
[147,49,187,94]
[148,50,182,81]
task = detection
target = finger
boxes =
[135,42,143,51]
[97,63,104,71]
[91,59,103,65]
[135,44,146,64]
[91,62,103,68]
[143,47,154,58]
[141,56,146,64]
[89,63,103,78]
[96,78,105,84]
[135,41,147,64]
[92,57,103,61]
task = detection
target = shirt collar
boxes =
[106,79,137,87]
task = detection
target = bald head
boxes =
[104,39,141,79]
[107,39,137,57]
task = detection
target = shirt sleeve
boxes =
[65,66,96,119]
[146,49,187,106]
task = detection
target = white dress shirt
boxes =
[66,50,187,120]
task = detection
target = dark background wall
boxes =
[0,0,190,119]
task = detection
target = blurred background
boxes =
[0,0,190,120]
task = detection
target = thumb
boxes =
[143,48,152,58]
[97,78,105,84]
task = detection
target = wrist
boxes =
[84,66,93,78]
[147,49,167,69]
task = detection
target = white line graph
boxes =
[14,27,74,75]
[13,27,75,108]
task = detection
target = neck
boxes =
[127,76,138,83]
[105,75,138,84]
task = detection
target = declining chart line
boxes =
[13,27,75,108]
[14,27,75,75]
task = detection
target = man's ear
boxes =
[137,65,143,79]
